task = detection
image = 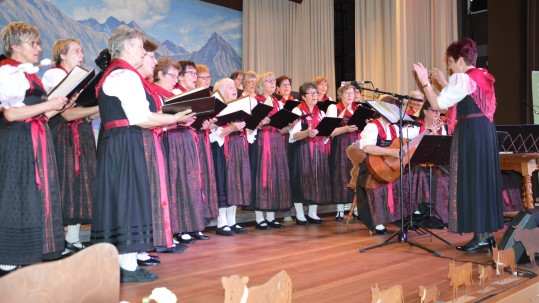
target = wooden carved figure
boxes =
[222,270,292,303]
[478,265,493,290]
[513,226,539,268]
[370,283,404,303]
[492,247,516,281]
[447,261,473,301]
[418,285,440,303]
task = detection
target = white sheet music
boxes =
[367,100,415,124]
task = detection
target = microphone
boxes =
[521,100,539,115]
[341,80,372,86]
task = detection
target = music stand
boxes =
[409,135,453,246]
[357,87,441,256]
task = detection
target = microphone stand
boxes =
[357,86,441,256]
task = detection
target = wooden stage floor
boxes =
[120,216,539,302]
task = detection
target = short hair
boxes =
[409,90,424,100]
[143,39,158,52]
[52,38,81,66]
[242,71,258,86]
[108,25,145,59]
[1,22,40,57]
[153,57,180,82]
[313,76,328,86]
[378,94,397,104]
[178,60,196,76]
[95,48,111,71]
[446,38,477,66]
[230,70,243,80]
[196,64,210,74]
[254,72,275,96]
[214,78,234,100]
[337,84,354,99]
[299,82,317,97]
[276,75,292,87]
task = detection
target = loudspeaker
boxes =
[498,210,539,263]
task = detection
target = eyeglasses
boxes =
[306,92,318,97]
[264,78,276,83]
[198,76,211,81]
[165,72,179,79]
[22,40,41,49]
[245,80,256,85]
[184,71,198,77]
[427,109,441,114]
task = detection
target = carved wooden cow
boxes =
[370,283,404,303]
[492,247,516,281]
[447,261,473,301]
[513,226,539,268]
[478,265,493,290]
[222,270,292,303]
[418,285,439,303]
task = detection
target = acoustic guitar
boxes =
[366,119,444,183]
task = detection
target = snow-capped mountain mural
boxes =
[0,0,242,83]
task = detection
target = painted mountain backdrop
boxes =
[0,0,241,82]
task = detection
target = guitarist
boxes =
[354,95,419,235]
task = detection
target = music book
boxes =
[215,95,252,126]
[283,99,301,111]
[164,86,211,104]
[245,96,274,130]
[47,66,95,100]
[74,71,104,108]
[346,105,375,131]
[315,117,343,137]
[268,109,300,129]
[366,100,415,125]
[316,100,337,113]
[186,91,228,130]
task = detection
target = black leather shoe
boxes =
[255,220,271,230]
[120,266,158,283]
[177,234,196,244]
[295,218,309,226]
[154,244,188,254]
[216,226,236,236]
[457,236,495,253]
[267,220,285,228]
[65,241,85,252]
[230,224,248,234]
[148,254,160,261]
[190,232,211,240]
[371,227,387,235]
[0,266,19,277]
[305,215,324,224]
[335,215,344,221]
[137,258,160,266]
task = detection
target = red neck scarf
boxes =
[95,59,160,106]
[298,101,322,128]
[255,94,281,115]
[50,64,69,74]
[0,57,44,93]
[370,119,397,142]
[174,83,187,93]
[336,102,358,118]
[150,82,174,112]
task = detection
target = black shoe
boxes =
[335,215,344,222]
[120,266,158,283]
[456,235,495,253]
[190,232,211,240]
[305,215,324,224]
[371,227,387,235]
[216,226,236,236]
[177,234,196,244]
[155,244,188,254]
[230,224,248,234]
[267,220,285,228]
[65,241,85,252]
[295,218,310,226]
[137,258,160,266]
[148,254,160,261]
[255,220,271,230]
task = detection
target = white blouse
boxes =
[359,122,419,150]
[0,65,30,109]
[42,68,66,94]
[437,73,477,110]
[288,106,327,143]
[102,69,152,125]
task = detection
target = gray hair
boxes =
[254,71,275,96]
[242,71,258,87]
[1,22,40,57]
[108,25,145,59]
[299,82,317,97]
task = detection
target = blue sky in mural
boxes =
[49,0,242,55]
